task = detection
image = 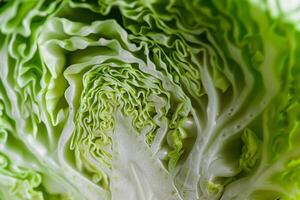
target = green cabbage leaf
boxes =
[0,0,300,199]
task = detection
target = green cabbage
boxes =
[0,0,300,199]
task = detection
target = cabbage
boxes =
[0,0,299,199]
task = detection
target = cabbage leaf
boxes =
[0,0,300,199]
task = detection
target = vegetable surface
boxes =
[0,0,300,199]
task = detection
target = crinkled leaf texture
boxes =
[0,0,300,199]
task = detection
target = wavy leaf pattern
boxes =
[0,0,300,199]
